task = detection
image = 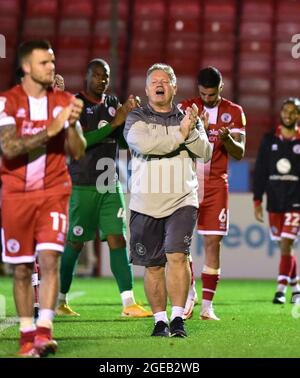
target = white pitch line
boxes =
[68,291,86,301]
[0,291,86,333]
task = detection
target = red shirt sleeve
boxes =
[231,105,246,134]
[0,92,17,127]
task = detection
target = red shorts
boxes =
[1,193,70,264]
[268,212,300,241]
[197,185,229,235]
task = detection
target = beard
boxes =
[281,119,297,129]
[32,72,55,88]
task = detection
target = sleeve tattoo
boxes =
[0,124,50,159]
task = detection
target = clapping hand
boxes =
[53,74,65,91]
[180,103,199,139]
[48,105,72,138]
[111,95,141,128]
[68,98,84,127]
[219,122,234,141]
[200,109,209,130]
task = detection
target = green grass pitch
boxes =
[0,277,299,358]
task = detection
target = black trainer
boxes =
[151,321,170,337]
[272,292,286,304]
[170,317,187,338]
[291,291,300,304]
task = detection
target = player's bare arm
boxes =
[0,124,49,159]
[0,106,71,159]
[65,98,86,160]
[219,125,245,160]
[111,95,140,128]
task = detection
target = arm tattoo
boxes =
[0,124,49,159]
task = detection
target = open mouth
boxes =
[155,88,165,96]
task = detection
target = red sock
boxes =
[290,256,298,286]
[201,272,220,301]
[36,326,52,339]
[34,287,39,305]
[278,255,293,284]
[20,330,36,345]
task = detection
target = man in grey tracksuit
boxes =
[124,63,212,338]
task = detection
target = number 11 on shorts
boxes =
[50,212,67,233]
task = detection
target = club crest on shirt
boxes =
[293,144,300,154]
[221,113,232,123]
[16,108,26,118]
[108,106,116,117]
[53,106,63,118]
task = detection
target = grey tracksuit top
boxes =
[124,104,212,218]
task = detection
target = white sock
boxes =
[154,311,168,324]
[202,299,212,312]
[37,309,55,329]
[19,317,35,332]
[277,284,287,293]
[203,265,221,275]
[188,281,197,299]
[170,306,184,321]
[290,276,300,292]
[121,290,135,307]
[58,293,67,303]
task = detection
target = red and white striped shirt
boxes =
[0,85,73,197]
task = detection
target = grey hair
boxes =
[146,63,177,86]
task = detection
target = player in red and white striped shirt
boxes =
[180,67,246,320]
[0,40,86,357]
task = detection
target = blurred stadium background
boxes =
[0,0,299,279]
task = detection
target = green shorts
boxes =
[67,183,126,242]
